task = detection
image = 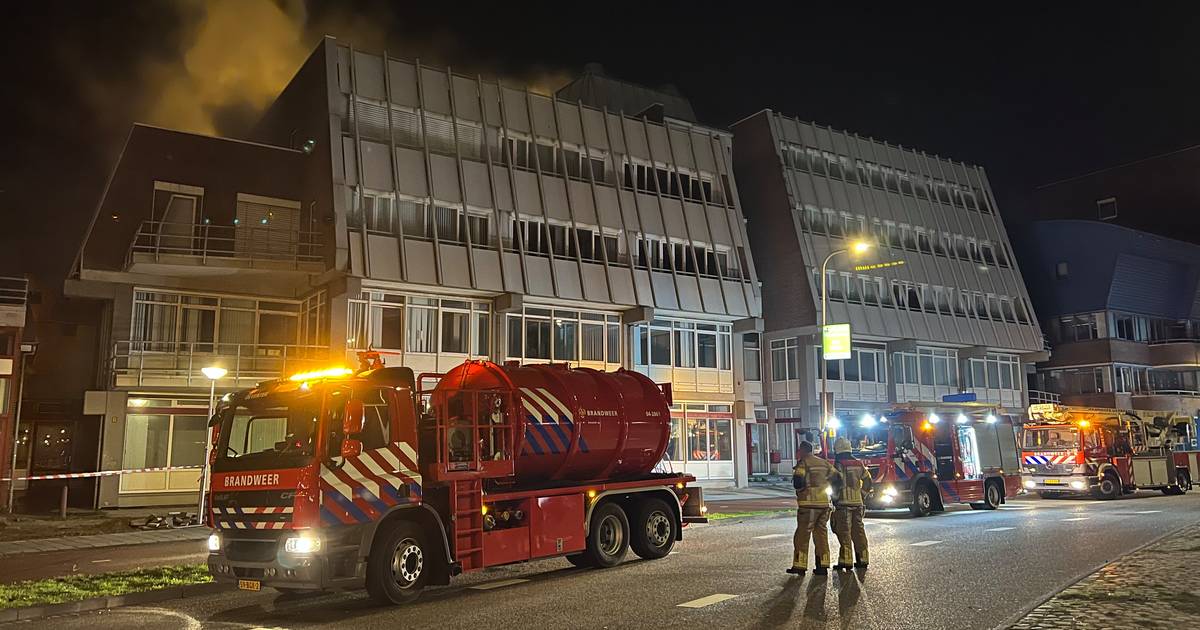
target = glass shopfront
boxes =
[663,403,735,480]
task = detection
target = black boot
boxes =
[786,567,806,576]
[834,563,853,571]
[854,561,869,569]
[813,566,829,576]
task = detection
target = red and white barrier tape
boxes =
[2,465,202,482]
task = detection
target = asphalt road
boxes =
[0,540,207,584]
[8,492,1200,630]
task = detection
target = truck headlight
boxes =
[882,486,898,497]
[1070,480,1086,490]
[824,486,834,496]
[1024,479,1037,489]
[207,533,221,552]
[284,533,322,554]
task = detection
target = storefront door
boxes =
[748,424,770,475]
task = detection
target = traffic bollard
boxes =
[59,484,68,519]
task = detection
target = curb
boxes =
[0,582,224,624]
[991,519,1198,630]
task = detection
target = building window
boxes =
[892,348,957,387]
[1058,313,1098,343]
[347,292,489,356]
[743,333,761,381]
[507,308,619,366]
[817,345,887,383]
[1055,262,1069,279]
[1097,197,1118,221]
[130,290,300,353]
[634,319,732,372]
[771,338,799,381]
[966,353,1020,390]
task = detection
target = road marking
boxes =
[946,510,981,516]
[752,533,789,540]
[678,594,738,608]
[985,527,1015,532]
[470,578,529,590]
[910,540,942,547]
[999,505,1034,510]
[90,559,112,564]
[1061,517,1089,522]
[1133,510,1162,514]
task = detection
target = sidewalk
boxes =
[0,527,209,558]
[1010,522,1200,629]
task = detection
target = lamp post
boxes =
[818,240,872,451]
[198,366,227,523]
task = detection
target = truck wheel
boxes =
[970,481,1002,510]
[584,502,630,568]
[366,520,429,605]
[909,483,935,517]
[1092,473,1121,500]
[630,498,676,560]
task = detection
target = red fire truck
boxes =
[1021,404,1193,499]
[203,356,705,604]
[838,404,1022,516]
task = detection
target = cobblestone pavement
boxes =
[1010,522,1200,629]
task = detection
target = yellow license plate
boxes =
[237,579,261,592]
[1044,479,1062,485]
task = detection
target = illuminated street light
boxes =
[197,365,228,522]
[818,239,875,449]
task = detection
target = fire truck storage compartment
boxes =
[433,361,672,484]
[1132,456,1173,486]
[530,495,586,558]
[483,526,530,567]
[974,421,1021,472]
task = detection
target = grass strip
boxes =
[0,564,212,610]
[706,509,791,521]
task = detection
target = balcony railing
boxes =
[1027,390,1061,405]
[126,220,323,269]
[110,341,332,388]
[0,276,28,307]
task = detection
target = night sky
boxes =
[4,1,1199,285]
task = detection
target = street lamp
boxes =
[197,366,227,524]
[819,239,872,450]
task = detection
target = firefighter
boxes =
[830,437,872,571]
[788,440,836,576]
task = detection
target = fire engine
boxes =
[203,355,705,604]
[1021,404,1193,499]
[834,403,1023,517]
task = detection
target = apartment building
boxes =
[732,110,1044,474]
[66,38,762,507]
[0,276,30,510]
[1017,220,1200,416]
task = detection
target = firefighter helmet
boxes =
[833,438,853,454]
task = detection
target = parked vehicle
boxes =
[838,403,1022,516]
[203,354,705,603]
[1021,404,1192,499]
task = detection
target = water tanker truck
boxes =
[203,354,705,604]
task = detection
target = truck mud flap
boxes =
[682,486,708,524]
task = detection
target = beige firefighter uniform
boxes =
[831,438,873,569]
[791,453,836,571]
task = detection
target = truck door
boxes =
[932,421,957,480]
[1106,427,1133,485]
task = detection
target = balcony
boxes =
[1147,339,1200,368]
[109,341,331,389]
[1028,390,1061,405]
[0,276,28,328]
[124,221,325,277]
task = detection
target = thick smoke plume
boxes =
[136,0,573,137]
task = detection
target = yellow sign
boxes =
[822,323,852,361]
[854,260,906,272]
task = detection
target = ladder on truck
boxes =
[451,478,484,571]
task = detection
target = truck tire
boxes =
[629,498,676,560]
[1163,471,1190,496]
[970,480,1002,510]
[583,502,630,568]
[564,553,592,568]
[909,483,935,517]
[1092,473,1121,500]
[366,520,429,605]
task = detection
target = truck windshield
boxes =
[1022,427,1078,450]
[847,425,889,458]
[213,393,322,472]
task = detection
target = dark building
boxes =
[1029,145,1200,243]
[1016,219,1200,416]
[732,110,1045,474]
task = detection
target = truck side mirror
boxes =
[343,399,365,435]
[341,437,362,459]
